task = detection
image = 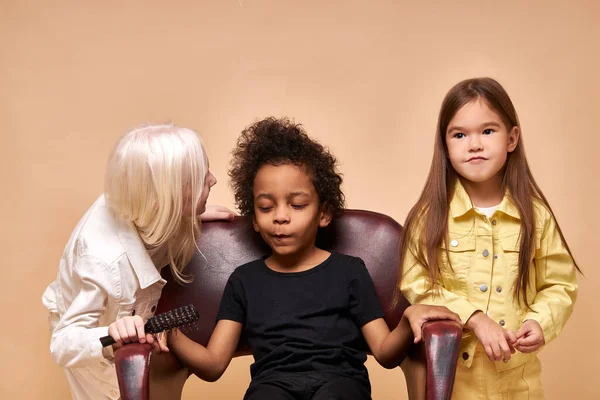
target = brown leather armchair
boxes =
[114,210,461,399]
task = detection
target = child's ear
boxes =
[252,214,260,232]
[508,126,520,152]
[319,206,333,228]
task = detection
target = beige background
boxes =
[1,0,598,398]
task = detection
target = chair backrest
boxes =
[156,209,409,355]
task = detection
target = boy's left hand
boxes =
[200,205,236,222]
[514,320,545,353]
[403,304,462,344]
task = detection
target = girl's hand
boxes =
[108,315,155,349]
[200,205,236,222]
[514,320,545,353]
[467,311,515,362]
[504,329,518,349]
[403,304,462,344]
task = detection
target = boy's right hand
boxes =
[466,311,516,362]
[151,332,170,354]
[108,315,155,349]
[403,304,462,344]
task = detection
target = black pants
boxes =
[243,372,371,400]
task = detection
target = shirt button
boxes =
[109,390,118,397]
[462,352,469,360]
[493,254,499,259]
[480,284,488,292]
[491,219,497,225]
[496,286,503,293]
[450,239,459,247]
[499,320,506,327]
[482,249,489,257]
[100,361,108,368]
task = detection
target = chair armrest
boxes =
[114,343,153,400]
[422,320,462,400]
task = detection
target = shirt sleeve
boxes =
[523,213,578,344]
[49,255,116,368]
[348,257,385,327]
[400,237,480,324]
[216,271,247,324]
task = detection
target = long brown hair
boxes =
[395,77,580,308]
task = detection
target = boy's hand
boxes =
[466,311,515,362]
[514,320,545,353]
[200,205,236,222]
[108,315,155,349]
[403,304,462,344]
[151,332,170,353]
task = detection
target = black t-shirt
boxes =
[216,252,385,382]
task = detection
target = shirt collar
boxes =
[449,180,520,220]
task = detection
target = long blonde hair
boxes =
[104,123,208,283]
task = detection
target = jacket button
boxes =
[450,239,459,247]
[480,284,488,292]
[499,320,506,327]
[462,352,469,360]
[492,219,497,225]
[496,286,503,293]
[482,249,489,257]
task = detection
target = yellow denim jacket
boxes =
[400,181,578,371]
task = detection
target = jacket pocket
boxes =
[440,235,476,291]
[441,235,477,273]
[116,301,136,319]
[499,234,520,270]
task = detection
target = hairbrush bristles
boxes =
[145,304,199,333]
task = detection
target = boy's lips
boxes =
[271,234,293,245]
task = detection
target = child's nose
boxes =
[469,135,483,151]
[208,172,217,187]
[273,206,290,223]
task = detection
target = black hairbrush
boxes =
[99,304,199,347]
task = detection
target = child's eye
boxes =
[483,128,494,135]
[257,206,273,212]
[291,204,307,210]
[454,132,465,139]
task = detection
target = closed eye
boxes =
[291,204,307,210]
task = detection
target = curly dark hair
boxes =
[229,117,345,217]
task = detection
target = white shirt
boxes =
[476,204,500,218]
[42,195,166,399]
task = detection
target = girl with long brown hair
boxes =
[399,78,579,399]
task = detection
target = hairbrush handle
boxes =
[100,335,118,347]
[99,304,199,347]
